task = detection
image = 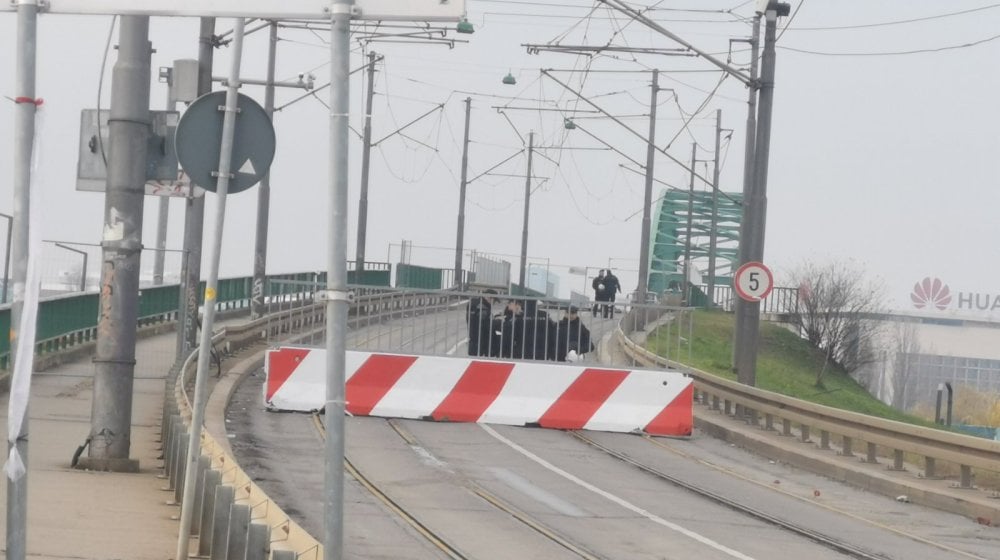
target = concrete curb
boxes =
[694,407,1000,525]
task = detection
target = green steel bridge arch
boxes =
[647,189,743,299]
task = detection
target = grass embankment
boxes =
[647,309,930,426]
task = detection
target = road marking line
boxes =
[480,424,757,560]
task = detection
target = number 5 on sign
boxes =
[734,262,774,302]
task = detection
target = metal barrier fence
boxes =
[0,270,343,372]
[709,284,799,315]
[264,279,693,366]
[165,300,322,560]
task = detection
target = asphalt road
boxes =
[228,365,1000,560]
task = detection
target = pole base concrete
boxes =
[74,457,140,473]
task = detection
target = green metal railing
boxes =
[0,268,394,369]
[395,263,444,290]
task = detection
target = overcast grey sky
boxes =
[1,1,998,317]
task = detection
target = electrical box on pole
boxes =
[76,109,198,197]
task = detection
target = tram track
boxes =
[309,414,610,560]
[571,430,992,560]
[636,433,994,560]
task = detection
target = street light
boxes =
[53,243,88,292]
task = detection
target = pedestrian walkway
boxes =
[0,331,181,559]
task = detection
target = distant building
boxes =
[527,265,559,298]
[865,313,1000,412]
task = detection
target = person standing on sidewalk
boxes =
[601,269,622,318]
[591,270,607,317]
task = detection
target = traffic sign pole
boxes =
[733,5,784,389]
[175,18,246,560]
[326,2,353,559]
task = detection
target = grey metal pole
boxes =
[736,14,761,268]
[636,70,658,302]
[734,7,782,387]
[152,72,176,286]
[518,132,535,291]
[453,97,472,289]
[355,51,377,272]
[732,14,761,376]
[177,18,215,359]
[251,21,278,320]
[1,212,12,303]
[176,18,246,560]
[7,2,38,557]
[152,199,168,285]
[682,143,696,304]
[83,15,151,472]
[706,109,722,306]
[327,2,353,559]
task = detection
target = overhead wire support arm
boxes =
[597,0,753,86]
[468,149,525,184]
[523,44,693,57]
[274,59,377,112]
[540,69,714,186]
[571,122,646,169]
[371,103,444,147]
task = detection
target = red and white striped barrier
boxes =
[265,347,692,436]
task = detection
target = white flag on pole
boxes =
[6,106,44,481]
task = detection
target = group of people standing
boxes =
[591,269,621,318]
[466,291,594,362]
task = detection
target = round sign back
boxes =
[175,91,276,194]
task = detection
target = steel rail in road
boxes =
[615,322,1000,490]
[572,431,899,560]
[638,434,993,560]
[310,415,610,560]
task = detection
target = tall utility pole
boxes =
[706,109,722,305]
[733,5,786,387]
[453,97,472,289]
[8,2,38,557]
[518,132,535,290]
[355,51,378,272]
[152,69,175,286]
[735,13,761,272]
[82,15,151,472]
[251,21,278,320]
[635,69,659,303]
[326,1,353,559]
[176,18,215,359]
[682,143,696,304]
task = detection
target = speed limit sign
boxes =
[734,262,774,302]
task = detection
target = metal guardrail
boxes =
[709,284,799,315]
[0,270,388,370]
[169,292,326,559]
[616,326,1000,489]
[166,284,478,559]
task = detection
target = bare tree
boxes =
[787,260,886,388]
[890,320,920,410]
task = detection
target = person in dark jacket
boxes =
[592,269,607,317]
[521,299,558,360]
[497,299,522,359]
[556,306,594,361]
[498,299,557,360]
[601,269,622,318]
[466,289,498,357]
